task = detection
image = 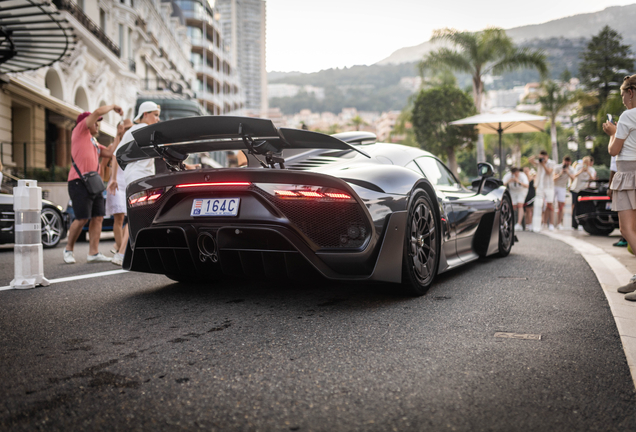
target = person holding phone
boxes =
[603,74,636,298]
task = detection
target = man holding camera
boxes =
[529,150,557,231]
[553,156,574,230]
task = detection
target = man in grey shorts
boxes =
[64,105,123,264]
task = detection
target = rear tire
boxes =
[401,191,440,296]
[582,222,614,236]
[497,194,514,257]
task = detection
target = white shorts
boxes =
[510,190,527,206]
[537,188,555,204]
[554,187,566,203]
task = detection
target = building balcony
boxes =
[193,63,220,81]
[142,79,192,97]
[184,11,213,26]
[52,0,120,57]
[190,38,221,58]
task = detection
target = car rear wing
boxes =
[116,116,370,170]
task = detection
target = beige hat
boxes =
[134,101,160,122]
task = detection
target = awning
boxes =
[0,0,76,73]
[449,110,547,135]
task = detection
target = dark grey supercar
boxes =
[116,116,514,296]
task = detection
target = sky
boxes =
[265,0,636,73]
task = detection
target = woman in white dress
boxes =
[604,74,636,298]
[105,119,132,254]
[107,102,161,266]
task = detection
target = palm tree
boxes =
[349,115,366,131]
[536,80,574,162]
[420,28,548,162]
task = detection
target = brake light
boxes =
[176,182,251,188]
[255,183,355,202]
[128,188,167,207]
[578,196,611,202]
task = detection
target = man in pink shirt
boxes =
[64,105,123,264]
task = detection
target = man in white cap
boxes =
[107,101,160,265]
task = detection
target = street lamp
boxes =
[567,136,579,161]
[585,136,594,151]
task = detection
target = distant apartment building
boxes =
[173,0,244,115]
[217,0,267,117]
[399,76,422,93]
[0,0,200,188]
[375,111,402,142]
[484,86,526,110]
[0,0,252,186]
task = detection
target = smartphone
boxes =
[608,114,616,124]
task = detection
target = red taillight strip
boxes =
[274,190,298,197]
[298,191,322,198]
[324,192,351,199]
[176,182,251,188]
[578,196,611,202]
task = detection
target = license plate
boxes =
[191,198,240,216]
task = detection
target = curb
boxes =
[542,231,636,390]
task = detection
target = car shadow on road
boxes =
[121,256,485,313]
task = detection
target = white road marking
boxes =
[0,269,129,291]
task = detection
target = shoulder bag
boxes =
[72,156,105,196]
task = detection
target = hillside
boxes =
[268,4,636,114]
[377,4,636,65]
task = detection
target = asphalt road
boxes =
[1,232,635,431]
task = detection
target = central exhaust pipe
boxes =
[197,232,218,263]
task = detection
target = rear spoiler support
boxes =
[240,123,286,169]
[151,130,187,172]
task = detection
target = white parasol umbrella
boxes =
[450,109,547,178]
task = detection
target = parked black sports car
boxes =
[0,193,69,248]
[116,116,514,295]
[575,179,619,236]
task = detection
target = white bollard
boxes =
[10,179,50,289]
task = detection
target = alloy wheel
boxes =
[408,197,437,286]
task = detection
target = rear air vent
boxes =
[287,157,342,171]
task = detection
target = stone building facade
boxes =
[0,0,241,183]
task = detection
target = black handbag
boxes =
[72,157,105,196]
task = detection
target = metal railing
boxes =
[52,0,120,57]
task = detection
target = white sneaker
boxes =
[514,223,523,231]
[63,249,76,264]
[557,224,564,230]
[548,224,555,231]
[577,225,584,232]
[87,252,112,263]
[112,253,124,266]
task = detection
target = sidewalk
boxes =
[531,193,636,388]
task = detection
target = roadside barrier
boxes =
[10,180,50,289]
